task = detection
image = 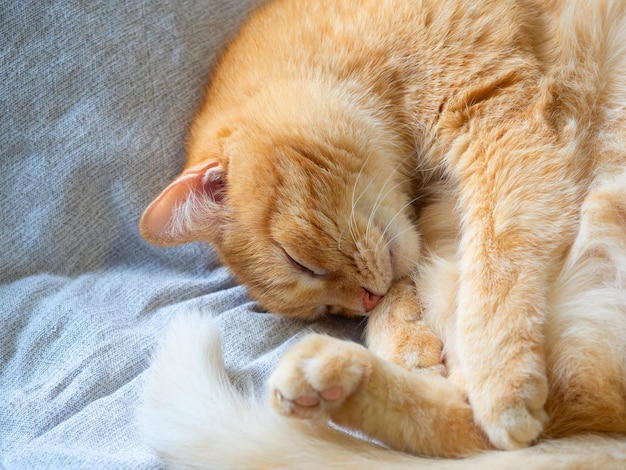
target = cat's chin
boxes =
[315,305,368,319]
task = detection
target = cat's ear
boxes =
[139,161,227,246]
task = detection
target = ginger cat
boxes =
[138,0,626,464]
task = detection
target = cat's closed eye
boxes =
[281,247,328,278]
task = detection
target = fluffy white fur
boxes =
[137,312,626,469]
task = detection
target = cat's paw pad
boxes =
[478,378,549,450]
[272,385,345,419]
[268,334,371,420]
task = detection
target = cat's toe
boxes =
[318,385,345,401]
[399,340,444,372]
[478,378,549,450]
[368,316,444,373]
[268,334,371,420]
[272,388,322,418]
[468,357,549,450]
[484,404,548,450]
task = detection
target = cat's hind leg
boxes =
[268,334,491,458]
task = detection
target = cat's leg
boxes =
[365,281,445,375]
[268,334,491,457]
[447,115,584,449]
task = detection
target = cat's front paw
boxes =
[472,371,548,450]
[365,282,445,375]
[268,334,372,420]
[383,320,445,374]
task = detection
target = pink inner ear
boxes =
[182,161,226,203]
[139,161,225,245]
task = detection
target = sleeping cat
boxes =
[138,0,626,463]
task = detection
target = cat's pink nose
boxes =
[362,289,383,312]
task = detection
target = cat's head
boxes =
[140,86,422,319]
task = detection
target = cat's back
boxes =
[196,0,625,172]
[207,0,626,99]
[203,0,531,108]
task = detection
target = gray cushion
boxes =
[0,1,363,467]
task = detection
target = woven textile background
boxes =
[0,1,363,467]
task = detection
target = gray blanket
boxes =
[1,1,362,467]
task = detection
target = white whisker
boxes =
[337,228,344,251]
[383,224,419,252]
[366,177,414,239]
[365,154,413,241]
[365,167,399,240]
[380,194,424,245]
[349,151,374,246]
